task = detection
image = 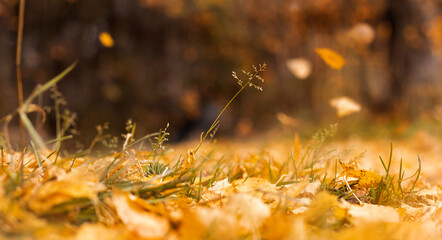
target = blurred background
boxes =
[0,0,442,149]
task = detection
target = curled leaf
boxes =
[177,149,195,174]
[112,190,169,238]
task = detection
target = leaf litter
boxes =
[1,133,441,240]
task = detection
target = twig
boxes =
[343,176,363,205]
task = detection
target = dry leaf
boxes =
[304,191,347,228]
[315,48,346,69]
[28,179,102,214]
[209,178,232,195]
[75,223,131,240]
[99,32,114,48]
[343,202,400,225]
[338,161,382,189]
[232,177,278,204]
[329,96,361,117]
[177,149,195,174]
[286,58,312,79]
[112,190,169,238]
[262,214,306,240]
[223,193,271,231]
[180,207,238,240]
[300,180,321,197]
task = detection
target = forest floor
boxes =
[1,126,441,240]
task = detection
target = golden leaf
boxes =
[112,190,169,238]
[343,202,399,225]
[99,32,114,48]
[338,161,383,189]
[177,149,195,174]
[28,180,99,213]
[315,48,346,69]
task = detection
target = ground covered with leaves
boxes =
[1,125,441,240]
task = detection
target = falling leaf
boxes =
[277,112,298,127]
[347,23,376,45]
[99,32,114,48]
[315,48,346,69]
[329,96,361,117]
[286,58,312,79]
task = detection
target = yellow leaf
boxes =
[343,202,399,225]
[99,32,114,48]
[329,96,361,117]
[315,48,346,69]
[177,149,195,174]
[112,190,169,238]
[28,179,101,213]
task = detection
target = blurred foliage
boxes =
[0,0,441,147]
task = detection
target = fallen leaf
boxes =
[343,202,400,225]
[286,58,312,79]
[304,191,347,228]
[329,96,361,117]
[112,190,169,238]
[223,193,271,231]
[180,207,238,240]
[300,180,321,197]
[177,149,195,174]
[209,178,232,195]
[28,179,102,214]
[75,223,131,240]
[232,177,278,204]
[315,48,346,69]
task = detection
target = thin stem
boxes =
[194,84,247,154]
[194,64,266,154]
[16,0,26,183]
